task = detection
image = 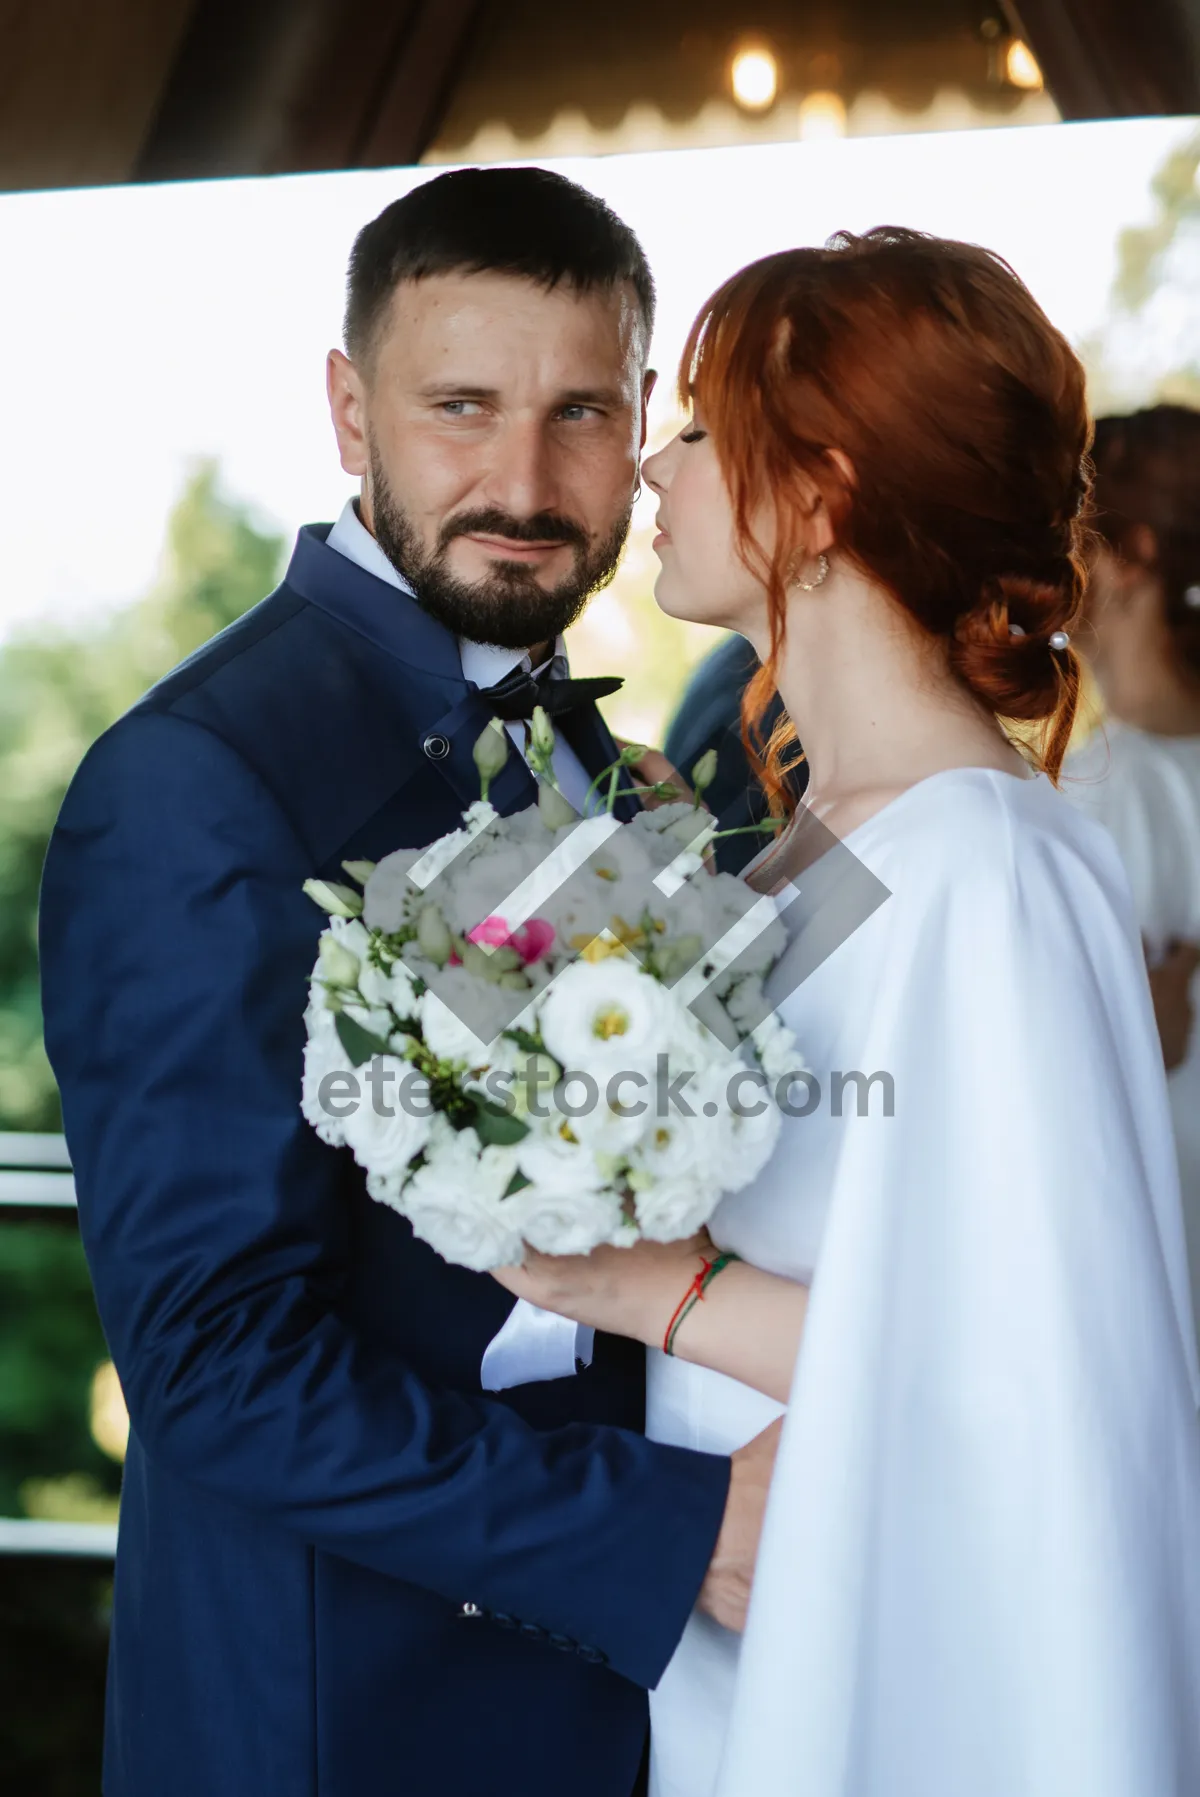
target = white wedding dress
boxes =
[646,766,1200,1797]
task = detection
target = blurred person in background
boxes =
[663,637,805,873]
[1066,404,1200,1356]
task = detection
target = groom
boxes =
[39,168,778,1797]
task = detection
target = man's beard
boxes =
[367,442,632,650]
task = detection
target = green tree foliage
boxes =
[0,463,284,1130]
[1085,129,1200,413]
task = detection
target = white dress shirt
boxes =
[325,498,595,1389]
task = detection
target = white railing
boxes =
[0,1131,117,1560]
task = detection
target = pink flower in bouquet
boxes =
[510,918,556,965]
[467,915,556,965]
[467,915,512,950]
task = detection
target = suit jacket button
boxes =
[491,1611,518,1630]
[577,1644,608,1664]
[519,1621,547,1641]
[547,1632,575,1652]
[422,732,451,761]
[456,1601,485,1620]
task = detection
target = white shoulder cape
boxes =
[718,770,1200,1797]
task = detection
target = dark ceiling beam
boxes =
[1003,0,1200,118]
[132,0,489,184]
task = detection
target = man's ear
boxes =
[639,368,659,451]
[327,349,369,479]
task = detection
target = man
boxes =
[39,168,778,1797]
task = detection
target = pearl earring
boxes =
[792,553,830,591]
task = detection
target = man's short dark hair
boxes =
[344,166,655,368]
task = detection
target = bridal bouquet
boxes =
[299,710,799,1270]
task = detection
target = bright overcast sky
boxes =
[0,116,1191,643]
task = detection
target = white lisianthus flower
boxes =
[402,1122,525,1271]
[419,982,493,1065]
[558,1096,647,1158]
[694,1064,782,1192]
[538,958,669,1078]
[633,1175,720,1243]
[341,1055,432,1180]
[300,1006,357,1148]
[364,834,468,933]
[329,914,372,958]
[463,798,498,836]
[511,1183,627,1256]
[697,876,787,978]
[516,1123,606,1193]
[750,1011,799,1086]
[726,974,766,1033]
[628,1112,709,1185]
[358,954,420,1023]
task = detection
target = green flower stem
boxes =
[708,820,785,841]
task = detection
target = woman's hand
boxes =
[492,1232,713,1349]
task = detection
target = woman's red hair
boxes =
[681,228,1092,810]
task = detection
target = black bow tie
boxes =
[479,661,624,721]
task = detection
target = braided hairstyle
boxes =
[681,227,1092,808]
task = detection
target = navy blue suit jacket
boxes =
[39,526,731,1797]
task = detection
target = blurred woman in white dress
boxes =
[495,230,1200,1797]
[1065,406,1200,1359]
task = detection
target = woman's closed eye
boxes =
[681,426,707,444]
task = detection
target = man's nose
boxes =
[482,420,561,522]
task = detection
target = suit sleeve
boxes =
[39,708,729,1688]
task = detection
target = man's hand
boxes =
[698,1417,783,1633]
[1147,938,1200,1072]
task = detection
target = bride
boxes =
[494,227,1200,1796]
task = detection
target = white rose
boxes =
[511,1183,627,1256]
[633,1175,720,1243]
[341,1055,432,1179]
[300,1008,357,1148]
[402,1123,526,1271]
[538,958,669,1079]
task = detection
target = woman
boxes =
[496,230,1200,1796]
[1064,406,1200,1361]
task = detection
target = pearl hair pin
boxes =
[1184,585,1200,610]
[1008,623,1070,650]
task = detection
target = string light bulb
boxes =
[731,44,779,112]
[1005,39,1043,90]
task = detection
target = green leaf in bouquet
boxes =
[503,1025,543,1054]
[335,1012,394,1067]
[470,1094,530,1146]
[503,1170,533,1199]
